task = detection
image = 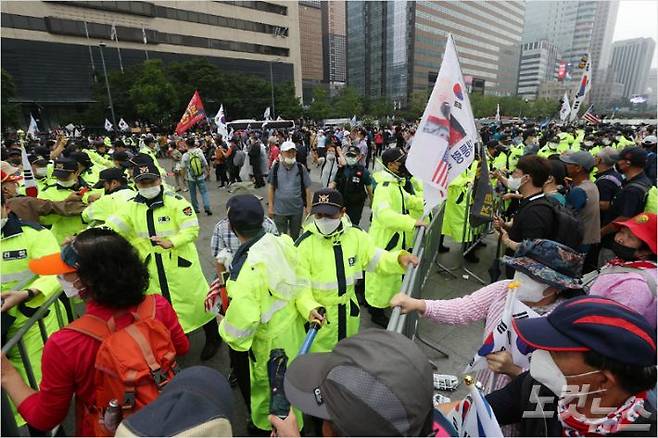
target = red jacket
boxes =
[18,295,189,435]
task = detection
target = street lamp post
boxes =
[269,61,276,119]
[98,42,117,129]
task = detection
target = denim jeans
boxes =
[188,178,211,212]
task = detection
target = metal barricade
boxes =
[387,204,445,341]
[1,290,66,436]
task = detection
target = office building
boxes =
[521,1,618,83]
[648,68,657,108]
[321,0,346,92]
[517,40,561,100]
[299,1,323,101]
[1,1,302,121]
[609,37,656,99]
[347,1,525,106]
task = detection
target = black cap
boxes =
[311,189,344,216]
[52,157,78,178]
[618,146,648,168]
[227,194,264,233]
[113,151,129,162]
[345,145,360,156]
[72,151,92,169]
[113,139,125,149]
[131,160,161,182]
[28,153,48,166]
[143,135,155,144]
[381,147,405,166]
[94,167,127,188]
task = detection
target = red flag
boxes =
[175,90,206,135]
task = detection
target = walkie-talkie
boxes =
[268,349,290,419]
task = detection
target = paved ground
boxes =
[164,157,496,434]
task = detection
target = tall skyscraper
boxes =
[299,1,324,101]
[517,40,561,100]
[322,1,346,91]
[347,1,525,106]
[609,38,656,99]
[521,1,618,81]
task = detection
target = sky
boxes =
[613,0,658,68]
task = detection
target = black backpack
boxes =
[536,197,584,250]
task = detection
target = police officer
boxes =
[330,145,373,226]
[295,188,417,352]
[140,135,166,176]
[82,168,136,226]
[218,194,322,433]
[107,160,220,360]
[38,157,88,244]
[85,140,114,169]
[365,148,426,313]
[1,193,61,431]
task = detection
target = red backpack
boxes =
[66,295,180,436]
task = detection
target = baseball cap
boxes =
[502,239,584,289]
[113,139,125,149]
[559,150,596,171]
[115,366,233,437]
[613,213,657,255]
[596,146,619,165]
[345,145,360,156]
[381,147,406,166]
[641,135,657,146]
[284,329,434,436]
[513,296,656,367]
[29,243,79,275]
[1,161,19,176]
[143,135,155,144]
[131,160,161,182]
[618,146,648,168]
[93,167,127,189]
[310,189,343,216]
[1,170,22,183]
[280,140,296,152]
[52,157,78,178]
[227,194,264,232]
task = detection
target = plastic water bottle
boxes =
[103,399,122,433]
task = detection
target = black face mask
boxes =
[611,241,637,261]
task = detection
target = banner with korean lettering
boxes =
[175,90,207,135]
[569,53,591,122]
[406,34,477,210]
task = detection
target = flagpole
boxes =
[111,23,124,73]
[83,21,98,82]
[142,26,149,60]
[98,43,117,130]
[269,60,276,119]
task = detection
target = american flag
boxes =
[582,105,601,125]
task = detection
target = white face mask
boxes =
[0,217,7,229]
[346,157,358,166]
[602,139,611,145]
[57,178,77,188]
[548,142,559,150]
[314,216,341,235]
[583,141,594,147]
[138,186,161,199]
[57,275,81,298]
[530,349,604,398]
[507,175,524,191]
[326,153,336,161]
[513,271,550,303]
[283,157,296,166]
[34,167,48,178]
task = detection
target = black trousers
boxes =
[345,202,365,227]
[229,348,251,412]
[215,163,229,185]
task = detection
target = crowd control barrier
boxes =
[1,290,67,436]
[387,204,448,357]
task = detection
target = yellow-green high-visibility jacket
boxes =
[84,149,114,169]
[295,217,405,349]
[537,143,563,158]
[219,232,320,431]
[441,169,474,242]
[82,187,136,227]
[38,182,88,244]
[107,187,212,333]
[614,136,634,150]
[366,170,423,308]
[1,213,62,426]
[79,164,104,188]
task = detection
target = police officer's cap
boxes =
[132,160,161,182]
[311,189,344,216]
[143,135,156,144]
[52,157,78,178]
[227,194,264,233]
[113,139,125,149]
[94,167,127,188]
[381,147,406,166]
[346,146,360,157]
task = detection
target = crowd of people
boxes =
[0,117,656,437]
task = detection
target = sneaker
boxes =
[205,209,213,216]
[175,188,181,192]
[194,208,201,214]
[183,188,189,192]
